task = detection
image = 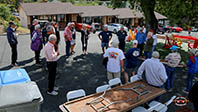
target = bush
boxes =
[0,4,19,31]
[125,42,189,64]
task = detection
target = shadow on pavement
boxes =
[0,57,34,70]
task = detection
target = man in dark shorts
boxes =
[98,26,112,54]
[124,40,140,83]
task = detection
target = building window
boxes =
[39,15,48,20]
[48,16,52,21]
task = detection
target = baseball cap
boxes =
[9,22,15,25]
[170,45,179,51]
[132,40,138,45]
[152,51,160,58]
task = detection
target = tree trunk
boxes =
[140,0,158,34]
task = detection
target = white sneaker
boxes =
[47,90,58,96]
[54,87,59,91]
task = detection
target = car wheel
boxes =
[173,29,176,32]
[113,29,117,33]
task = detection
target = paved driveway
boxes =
[0,31,195,112]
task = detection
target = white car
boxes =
[105,23,128,33]
[192,27,198,32]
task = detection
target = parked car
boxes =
[91,23,101,31]
[105,23,128,33]
[12,12,21,21]
[38,20,49,28]
[192,27,198,32]
[156,25,165,34]
[171,27,183,32]
[75,23,95,33]
[163,25,171,32]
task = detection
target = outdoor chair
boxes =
[108,78,122,87]
[66,89,86,101]
[130,75,140,83]
[132,96,176,112]
[96,84,111,93]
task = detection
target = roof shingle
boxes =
[21,2,81,16]
[76,6,118,17]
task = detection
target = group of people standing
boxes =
[6,21,198,111]
[6,19,93,96]
[101,25,198,111]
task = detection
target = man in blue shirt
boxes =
[117,26,128,52]
[124,40,140,83]
[98,27,112,54]
[7,22,18,66]
[135,28,146,56]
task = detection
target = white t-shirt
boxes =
[104,47,125,73]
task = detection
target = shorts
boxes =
[71,39,76,45]
[101,42,109,48]
[125,67,137,76]
[107,71,121,80]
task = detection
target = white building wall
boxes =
[19,8,28,28]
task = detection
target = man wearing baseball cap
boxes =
[164,45,181,92]
[124,40,140,83]
[7,22,18,66]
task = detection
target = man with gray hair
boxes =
[98,26,112,54]
[144,31,154,59]
[103,39,125,80]
[30,19,38,38]
[64,22,74,56]
[44,34,59,96]
[137,51,167,101]
[117,26,127,52]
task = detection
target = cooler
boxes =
[0,69,30,86]
[0,81,43,112]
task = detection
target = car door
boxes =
[108,24,114,32]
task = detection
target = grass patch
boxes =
[125,42,189,64]
[16,27,30,34]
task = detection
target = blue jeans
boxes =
[149,85,164,101]
[101,42,109,49]
[186,72,195,92]
[65,40,71,56]
[144,51,152,59]
[165,66,176,90]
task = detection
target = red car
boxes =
[75,23,92,31]
[171,27,183,32]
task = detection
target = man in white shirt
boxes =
[137,51,167,87]
[104,39,125,80]
[137,51,167,101]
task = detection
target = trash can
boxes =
[0,81,43,112]
[0,69,31,86]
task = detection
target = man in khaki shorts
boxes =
[104,39,125,80]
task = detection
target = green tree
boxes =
[111,0,158,33]
[0,4,19,29]
[155,0,198,28]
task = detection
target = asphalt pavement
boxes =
[0,31,196,112]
